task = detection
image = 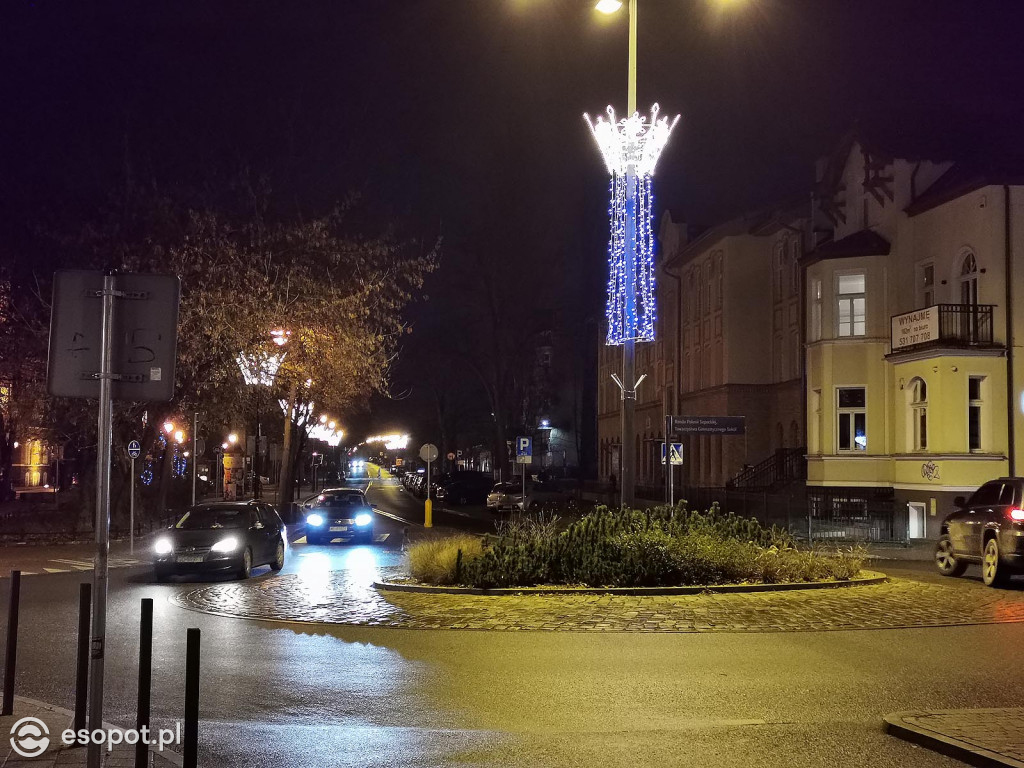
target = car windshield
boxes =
[315,493,364,507]
[175,507,249,530]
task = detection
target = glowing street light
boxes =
[163,421,174,435]
[174,430,185,444]
[228,433,238,445]
[595,0,623,12]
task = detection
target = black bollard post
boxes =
[2,570,21,715]
[183,628,201,768]
[74,583,91,731]
[134,598,153,768]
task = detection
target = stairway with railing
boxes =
[729,447,806,491]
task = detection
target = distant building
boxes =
[597,205,807,495]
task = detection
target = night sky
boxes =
[4,0,1024,439]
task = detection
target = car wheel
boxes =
[982,537,1010,587]
[270,539,285,571]
[935,535,967,577]
[238,548,253,580]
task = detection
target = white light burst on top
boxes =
[237,352,284,386]
[584,104,680,177]
[366,433,410,451]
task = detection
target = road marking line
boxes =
[51,559,93,567]
[44,568,70,573]
[374,534,390,542]
[294,536,307,545]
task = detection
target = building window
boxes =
[960,252,979,306]
[837,387,867,451]
[918,262,935,307]
[790,329,800,379]
[773,333,783,381]
[969,375,984,451]
[910,378,927,451]
[773,243,785,302]
[714,253,723,309]
[810,279,822,341]
[837,273,866,337]
[790,239,801,295]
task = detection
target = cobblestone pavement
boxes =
[886,708,1024,767]
[169,565,1024,632]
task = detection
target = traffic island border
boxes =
[885,709,1024,768]
[373,570,889,596]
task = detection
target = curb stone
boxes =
[374,570,889,596]
[885,709,1024,768]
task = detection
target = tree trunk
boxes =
[277,381,298,508]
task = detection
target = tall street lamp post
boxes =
[588,0,678,509]
[237,329,289,499]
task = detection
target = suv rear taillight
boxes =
[1010,509,1024,521]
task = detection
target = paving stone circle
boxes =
[169,566,1024,633]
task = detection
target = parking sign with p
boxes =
[516,436,532,464]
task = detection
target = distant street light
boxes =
[595,0,623,13]
[228,433,238,445]
[163,421,174,435]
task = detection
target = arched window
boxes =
[960,251,978,306]
[910,378,928,451]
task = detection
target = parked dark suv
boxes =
[936,477,1024,586]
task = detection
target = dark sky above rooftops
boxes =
[3,0,1023,434]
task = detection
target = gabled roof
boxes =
[804,229,890,265]
[663,197,806,270]
[905,163,1024,217]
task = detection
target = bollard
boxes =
[74,583,91,731]
[135,599,153,768]
[183,627,201,768]
[2,570,21,715]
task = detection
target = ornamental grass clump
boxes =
[413,505,864,589]
[407,535,483,585]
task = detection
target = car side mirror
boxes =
[954,496,966,508]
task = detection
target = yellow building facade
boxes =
[805,133,1024,539]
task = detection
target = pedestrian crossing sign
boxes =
[661,442,684,465]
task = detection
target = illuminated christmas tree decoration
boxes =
[586,104,676,345]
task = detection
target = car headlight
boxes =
[211,536,239,553]
[154,537,173,555]
[307,513,324,526]
[355,513,372,526]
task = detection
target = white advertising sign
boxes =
[891,306,938,351]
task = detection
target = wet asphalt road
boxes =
[2,482,1024,766]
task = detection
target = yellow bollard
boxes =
[424,499,433,528]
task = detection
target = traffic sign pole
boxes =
[665,415,673,509]
[130,457,135,555]
[88,273,115,768]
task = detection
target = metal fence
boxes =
[586,482,905,544]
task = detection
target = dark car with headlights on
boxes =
[936,477,1024,586]
[304,488,375,545]
[152,501,286,581]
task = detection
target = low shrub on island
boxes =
[406,505,865,589]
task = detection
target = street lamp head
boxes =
[595,0,623,13]
[228,433,238,445]
[163,421,174,434]
[329,421,336,429]
[221,442,229,450]
[319,414,328,424]
[174,430,185,444]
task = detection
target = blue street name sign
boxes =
[670,416,746,435]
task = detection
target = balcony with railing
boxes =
[889,304,997,355]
